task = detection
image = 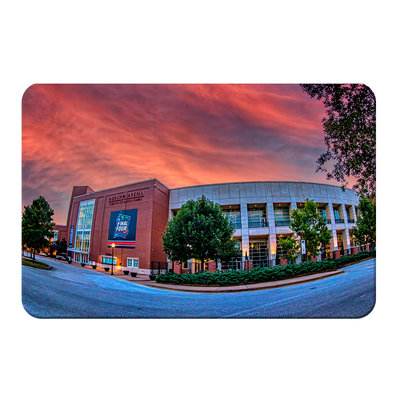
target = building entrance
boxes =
[249,239,269,267]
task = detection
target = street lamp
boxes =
[111,243,115,275]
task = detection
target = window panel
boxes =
[74,199,95,256]
[127,258,139,268]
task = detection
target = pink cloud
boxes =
[22,84,351,224]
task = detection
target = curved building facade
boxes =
[169,181,360,265]
[62,179,359,275]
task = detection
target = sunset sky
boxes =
[22,84,349,225]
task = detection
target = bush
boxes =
[155,250,376,286]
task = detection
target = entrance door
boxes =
[249,240,269,267]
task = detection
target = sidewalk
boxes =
[146,270,346,293]
[36,254,154,286]
[36,254,346,293]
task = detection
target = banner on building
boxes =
[301,240,306,255]
[108,209,138,248]
[68,225,74,248]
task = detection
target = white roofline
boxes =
[170,180,357,193]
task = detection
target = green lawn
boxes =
[22,256,51,270]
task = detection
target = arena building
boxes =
[169,181,360,268]
[62,179,360,275]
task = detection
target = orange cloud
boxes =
[22,84,351,224]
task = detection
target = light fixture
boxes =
[111,243,115,275]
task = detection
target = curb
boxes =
[146,270,346,293]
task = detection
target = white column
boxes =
[240,202,249,260]
[340,203,347,223]
[342,229,351,254]
[351,205,357,222]
[267,202,276,264]
[327,202,338,250]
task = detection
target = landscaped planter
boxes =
[155,250,376,287]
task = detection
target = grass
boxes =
[22,256,51,270]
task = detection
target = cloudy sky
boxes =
[22,84,348,225]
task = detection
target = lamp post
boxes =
[111,243,115,275]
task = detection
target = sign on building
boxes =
[301,239,306,255]
[108,209,138,248]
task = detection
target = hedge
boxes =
[155,250,376,286]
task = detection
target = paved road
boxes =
[22,257,376,318]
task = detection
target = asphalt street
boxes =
[22,257,376,318]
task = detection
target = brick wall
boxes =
[66,179,170,271]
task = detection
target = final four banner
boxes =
[108,209,138,248]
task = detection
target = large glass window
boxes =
[249,239,269,266]
[222,206,241,229]
[77,204,87,230]
[84,202,94,229]
[334,209,343,223]
[74,199,95,257]
[318,207,330,224]
[248,205,267,228]
[274,206,290,226]
[346,207,355,223]
[82,231,90,252]
[75,232,82,250]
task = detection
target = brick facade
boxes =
[66,179,170,273]
[53,224,68,242]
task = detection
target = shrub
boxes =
[155,250,376,286]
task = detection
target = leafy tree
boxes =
[289,198,332,261]
[352,196,376,247]
[277,236,300,263]
[58,238,68,255]
[162,195,241,271]
[300,84,376,197]
[22,196,55,263]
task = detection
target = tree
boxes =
[300,84,376,197]
[58,238,68,255]
[22,196,55,263]
[289,198,332,261]
[352,196,376,247]
[277,236,300,263]
[162,195,241,272]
